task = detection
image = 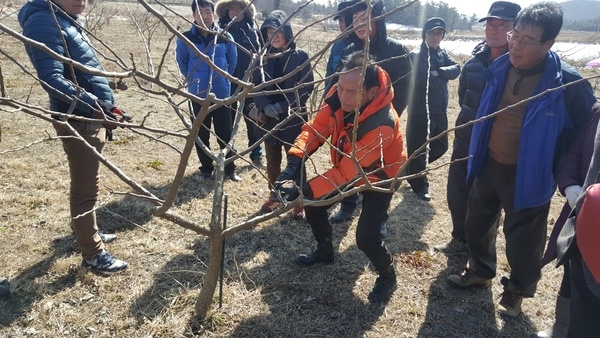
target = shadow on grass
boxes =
[0,236,77,327]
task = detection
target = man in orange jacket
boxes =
[275,51,407,303]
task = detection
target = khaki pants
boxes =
[54,121,105,260]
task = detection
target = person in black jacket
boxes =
[328,0,413,226]
[253,10,314,220]
[405,17,460,202]
[437,1,520,256]
[215,0,264,168]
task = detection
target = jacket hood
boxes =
[19,0,73,27]
[260,10,295,49]
[345,0,387,47]
[215,0,255,21]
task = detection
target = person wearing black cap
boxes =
[327,0,413,226]
[448,1,596,320]
[438,1,520,257]
[405,17,460,202]
[325,1,353,83]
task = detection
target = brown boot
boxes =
[531,295,570,337]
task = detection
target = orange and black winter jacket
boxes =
[289,67,407,199]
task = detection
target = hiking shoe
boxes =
[447,268,492,289]
[368,273,397,303]
[291,206,304,220]
[260,195,281,213]
[434,238,468,257]
[83,250,128,276]
[296,250,334,265]
[98,231,117,243]
[329,209,353,224]
[252,158,266,169]
[498,290,523,318]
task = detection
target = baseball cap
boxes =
[423,17,446,32]
[478,1,521,22]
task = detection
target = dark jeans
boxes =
[305,190,393,271]
[406,113,448,192]
[192,102,235,174]
[232,98,262,161]
[446,141,471,242]
[465,156,549,297]
[568,250,600,337]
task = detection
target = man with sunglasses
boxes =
[447,1,596,319]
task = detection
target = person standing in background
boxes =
[405,17,460,202]
[437,1,521,256]
[215,0,264,168]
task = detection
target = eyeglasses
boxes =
[485,23,510,32]
[506,31,542,47]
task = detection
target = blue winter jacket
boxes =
[18,0,113,117]
[175,23,237,99]
[467,51,596,211]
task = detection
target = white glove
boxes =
[565,185,583,209]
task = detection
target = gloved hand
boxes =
[263,102,284,120]
[565,185,583,208]
[275,156,301,187]
[95,101,133,128]
[276,181,313,201]
[430,70,439,77]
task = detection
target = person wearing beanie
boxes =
[215,0,265,168]
[405,17,460,202]
[252,10,314,220]
[440,0,521,257]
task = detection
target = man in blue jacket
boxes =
[447,1,596,319]
[176,0,240,182]
[19,0,129,275]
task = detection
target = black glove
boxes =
[275,156,301,188]
[276,181,313,202]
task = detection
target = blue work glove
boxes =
[262,102,284,120]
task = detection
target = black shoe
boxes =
[296,250,334,265]
[0,277,10,299]
[368,267,397,303]
[296,236,334,265]
[83,250,129,276]
[414,188,431,201]
[225,171,242,182]
[329,209,353,224]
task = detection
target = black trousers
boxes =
[446,140,471,242]
[405,113,448,192]
[192,102,235,174]
[305,190,393,271]
[232,97,263,161]
[465,156,549,297]
[568,250,600,337]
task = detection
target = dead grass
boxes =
[1,2,597,337]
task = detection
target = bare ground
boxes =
[1,2,599,337]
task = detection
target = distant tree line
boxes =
[564,19,600,32]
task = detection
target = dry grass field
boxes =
[2,1,600,337]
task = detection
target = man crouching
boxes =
[274,51,407,303]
